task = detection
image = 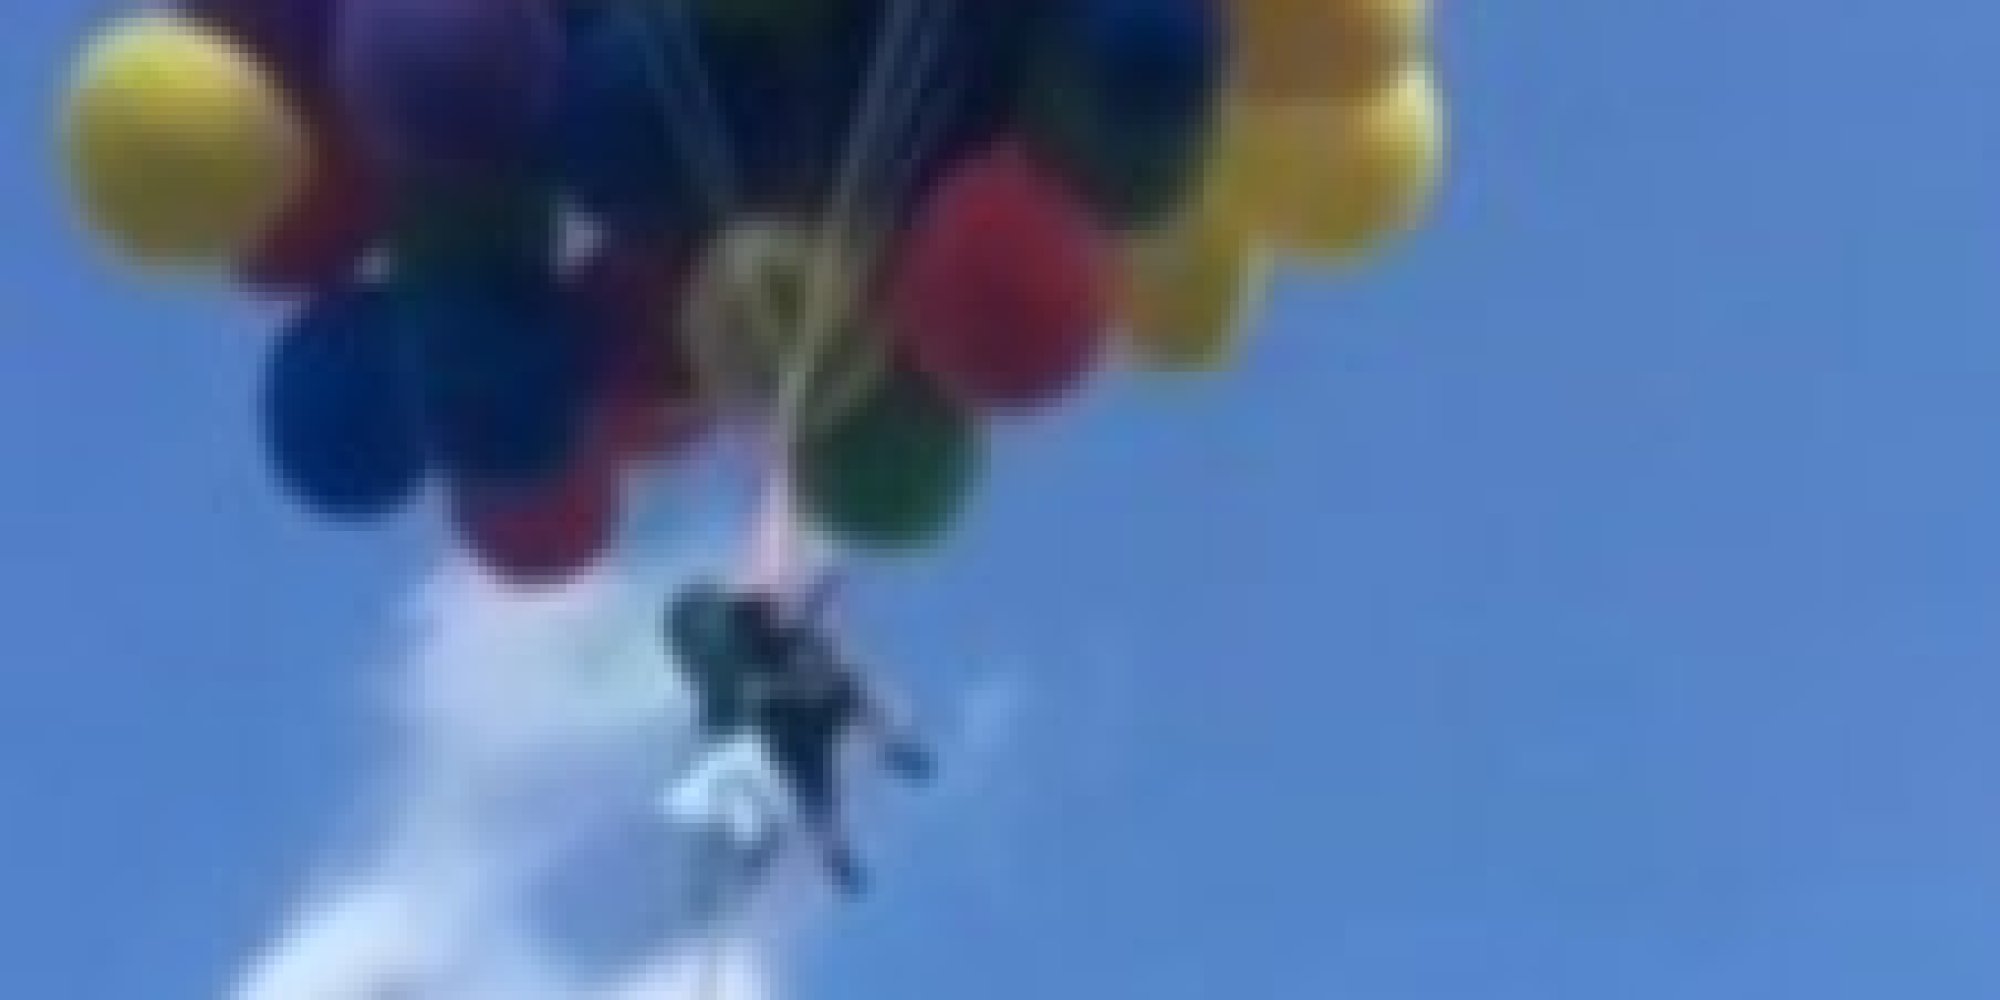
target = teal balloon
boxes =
[387,174,556,279]
[795,361,980,553]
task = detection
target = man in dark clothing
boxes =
[665,579,932,894]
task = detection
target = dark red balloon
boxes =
[889,143,1115,410]
[246,119,386,295]
[451,438,622,587]
[568,242,708,461]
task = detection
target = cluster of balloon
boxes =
[60,0,1446,584]
[1123,0,1447,370]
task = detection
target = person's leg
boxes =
[774,738,865,894]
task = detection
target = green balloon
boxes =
[795,362,981,553]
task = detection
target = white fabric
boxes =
[661,732,793,847]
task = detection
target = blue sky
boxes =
[9,0,2000,997]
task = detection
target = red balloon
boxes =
[569,241,708,461]
[451,438,622,587]
[890,143,1115,410]
[246,120,386,295]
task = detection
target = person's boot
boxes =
[823,838,867,896]
[884,738,935,785]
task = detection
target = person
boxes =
[664,578,932,894]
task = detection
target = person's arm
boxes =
[785,631,935,782]
[841,664,933,784]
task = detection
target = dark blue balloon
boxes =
[557,0,1051,228]
[1025,0,1224,227]
[1076,0,1222,124]
[681,0,1049,223]
[402,271,596,493]
[698,11,859,214]
[261,286,427,521]
[550,6,707,238]
[923,0,1057,164]
[813,0,1027,219]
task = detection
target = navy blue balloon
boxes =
[823,0,1042,219]
[683,0,987,219]
[336,0,564,176]
[550,6,707,238]
[922,0,1056,171]
[402,271,595,492]
[720,0,1058,223]
[584,0,1053,225]
[1025,0,1224,228]
[261,286,427,520]
[699,12,857,214]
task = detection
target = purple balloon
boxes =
[181,0,339,105]
[335,0,561,175]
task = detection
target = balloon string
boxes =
[778,0,952,442]
[767,76,961,451]
[751,0,953,594]
[624,1,733,218]
[800,0,946,366]
[618,0,816,594]
[834,72,963,313]
[744,438,801,593]
[625,0,794,344]
[623,0,954,587]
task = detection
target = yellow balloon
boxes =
[1120,196,1269,371]
[61,14,306,269]
[1232,0,1431,106]
[1217,63,1446,262]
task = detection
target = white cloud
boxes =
[231,534,1028,1000]
[231,550,777,1000]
